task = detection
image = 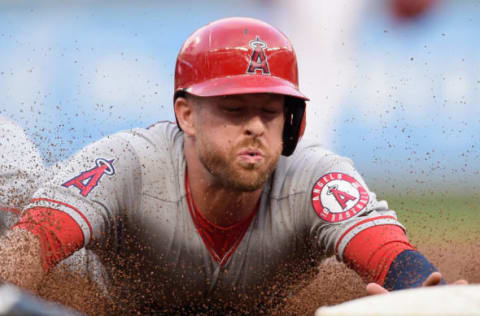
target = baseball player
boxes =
[0,17,465,314]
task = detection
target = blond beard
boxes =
[196,135,281,192]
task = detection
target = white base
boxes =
[315,284,480,316]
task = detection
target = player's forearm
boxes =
[0,206,87,293]
[12,206,86,272]
[342,224,441,290]
[0,229,45,292]
[343,224,415,285]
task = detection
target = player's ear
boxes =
[174,96,196,136]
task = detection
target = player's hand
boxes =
[365,272,468,295]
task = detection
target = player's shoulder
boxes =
[80,121,183,172]
[62,120,183,170]
[113,120,183,152]
[272,137,356,197]
[144,120,182,139]
[280,137,354,171]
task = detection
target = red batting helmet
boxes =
[174,17,309,156]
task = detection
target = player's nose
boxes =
[244,114,265,138]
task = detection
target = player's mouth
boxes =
[237,148,265,165]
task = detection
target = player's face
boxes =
[193,93,285,192]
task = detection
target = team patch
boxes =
[246,36,270,75]
[311,172,369,223]
[62,158,115,197]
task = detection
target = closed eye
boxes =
[224,107,241,112]
[262,108,282,115]
[263,109,279,114]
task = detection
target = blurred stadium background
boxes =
[0,0,478,197]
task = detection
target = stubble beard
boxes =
[197,136,282,192]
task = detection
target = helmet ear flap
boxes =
[282,97,306,156]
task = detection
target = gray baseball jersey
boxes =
[20,121,403,313]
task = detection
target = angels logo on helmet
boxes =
[247,36,270,75]
[311,172,370,223]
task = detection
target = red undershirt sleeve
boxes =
[12,207,85,272]
[343,224,415,286]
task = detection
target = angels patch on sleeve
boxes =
[62,158,115,197]
[311,172,369,223]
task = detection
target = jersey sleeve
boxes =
[277,138,407,262]
[22,131,145,248]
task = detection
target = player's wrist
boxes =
[383,249,443,291]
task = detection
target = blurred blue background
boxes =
[1,0,478,195]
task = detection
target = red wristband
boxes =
[343,224,415,285]
[12,207,85,272]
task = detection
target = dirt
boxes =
[39,268,114,316]
[272,258,366,315]
[36,237,480,315]
[274,238,480,315]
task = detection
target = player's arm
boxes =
[299,147,466,292]
[0,130,143,291]
[0,205,85,292]
[338,200,468,292]
[331,195,470,293]
[341,222,443,291]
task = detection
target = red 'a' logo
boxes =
[327,185,356,209]
[247,36,270,75]
[62,158,115,197]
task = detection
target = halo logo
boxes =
[247,36,270,75]
[62,158,115,197]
